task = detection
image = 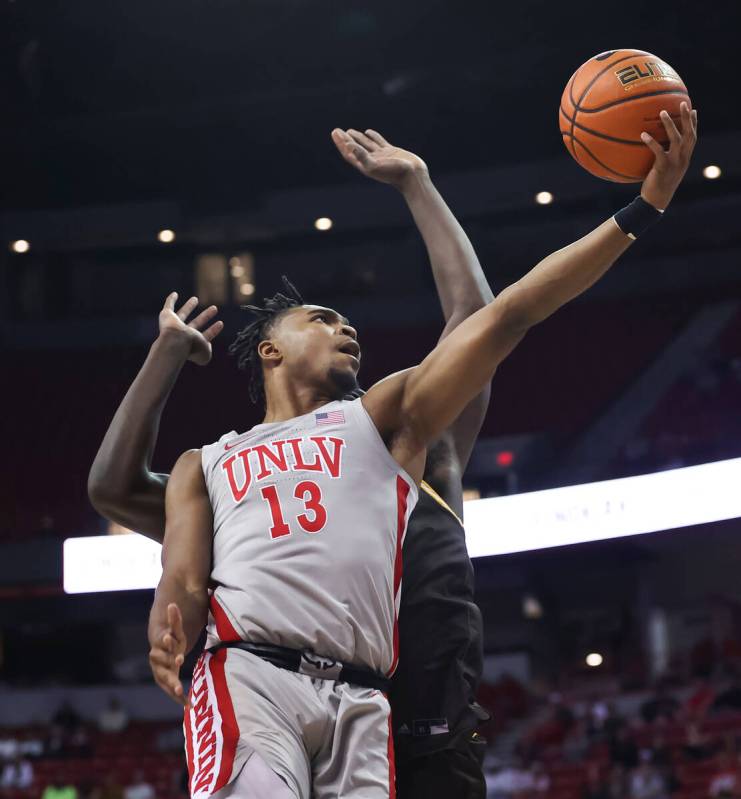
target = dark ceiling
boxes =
[0,0,737,213]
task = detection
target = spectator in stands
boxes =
[530,761,550,795]
[646,733,672,768]
[640,683,680,725]
[42,781,78,799]
[708,752,740,798]
[97,697,129,734]
[629,754,669,799]
[685,721,714,761]
[587,698,610,735]
[0,754,33,791]
[123,770,154,799]
[611,726,640,770]
[582,763,609,799]
[563,719,591,762]
[67,725,92,758]
[52,702,81,733]
[95,773,123,799]
[685,677,717,721]
[605,765,628,799]
[44,724,66,758]
[485,758,533,798]
[600,701,627,748]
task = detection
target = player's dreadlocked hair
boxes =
[228,276,304,405]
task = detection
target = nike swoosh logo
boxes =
[224,436,251,451]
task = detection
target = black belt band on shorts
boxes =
[208,640,390,693]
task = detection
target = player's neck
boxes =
[261,379,336,425]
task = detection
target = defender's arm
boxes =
[87,294,222,542]
[148,449,212,706]
[332,127,494,468]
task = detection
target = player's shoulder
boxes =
[168,449,208,496]
[173,448,203,473]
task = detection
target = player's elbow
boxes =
[490,284,541,334]
[87,470,130,519]
[87,471,115,514]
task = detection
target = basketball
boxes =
[559,49,691,182]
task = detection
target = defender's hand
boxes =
[149,603,189,707]
[640,102,697,211]
[158,293,224,366]
[331,128,428,192]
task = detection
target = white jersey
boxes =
[200,398,418,676]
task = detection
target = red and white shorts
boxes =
[183,647,395,799]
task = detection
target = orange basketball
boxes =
[559,49,691,182]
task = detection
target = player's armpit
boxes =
[361,368,427,485]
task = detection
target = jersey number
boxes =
[260,481,328,539]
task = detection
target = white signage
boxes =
[63,457,741,593]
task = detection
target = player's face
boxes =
[271,305,361,398]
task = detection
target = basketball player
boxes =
[91,128,496,798]
[89,107,696,799]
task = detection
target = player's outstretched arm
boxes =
[364,103,697,482]
[148,449,212,707]
[87,293,223,542]
[332,127,494,467]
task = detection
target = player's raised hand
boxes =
[331,128,428,191]
[640,101,698,211]
[149,603,190,707]
[158,292,224,366]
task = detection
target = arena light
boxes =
[239,282,255,296]
[586,652,603,667]
[314,217,333,231]
[157,229,176,243]
[535,191,554,205]
[702,165,721,180]
[464,457,741,559]
[63,457,741,593]
[10,239,30,253]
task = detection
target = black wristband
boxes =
[613,195,664,240]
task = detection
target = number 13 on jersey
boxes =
[260,481,328,538]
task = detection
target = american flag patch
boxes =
[315,409,345,426]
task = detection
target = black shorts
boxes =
[395,732,486,799]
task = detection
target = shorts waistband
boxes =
[207,640,390,693]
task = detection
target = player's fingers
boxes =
[640,132,666,160]
[365,129,389,147]
[163,292,178,312]
[691,109,698,138]
[679,101,691,131]
[149,649,174,671]
[176,297,199,321]
[154,669,188,707]
[167,603,187,644]
[162,632,175,654]
[188,305,218,330]
[351,144,372,168]
[331,129,361,166]
[659,110,682,148]
[347,129,378,152]
[202,321,224,342]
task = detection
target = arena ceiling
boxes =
[0,0,736,213]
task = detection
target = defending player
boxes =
[89,106,696,799]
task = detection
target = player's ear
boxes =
[258,338,282,365]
